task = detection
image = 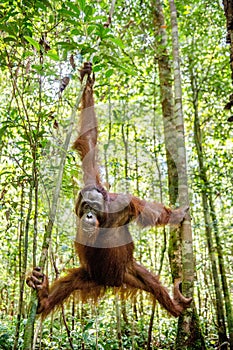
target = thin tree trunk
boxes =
[104,85,112,186]
[133,125,140,196]
[168,2,206,348]
[190,68,229,349]
[147,96,165,349]
[218,6,233,345]
[209,195,233,350]
[115,294,123,350]
[152,0,181,280]
[147,299,156,350]
[13,183,25,350]
[152,0,206,348]
[121,106,129,193]
[223,0,233,84]
[33,151,39,268]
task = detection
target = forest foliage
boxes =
[0,0,232,349]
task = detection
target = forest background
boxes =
[0,0,233,349]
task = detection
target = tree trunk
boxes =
[190,66,231,350]
[169,2,206,347]
[115,294,123,350]
[223,0,233,115]
[104,86,112,186]
[13,183,25,350]
[209,194,233,350]
[152,0,206,348]
[223,0,233,83]
[121,106,129,193]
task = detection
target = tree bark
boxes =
[223,0,233,114]
[190,65,231,350]
[209,195,233,350]
[13,183,25,350]
[223,0,233,83]
[152,0,206,348]
[168,1,206,347]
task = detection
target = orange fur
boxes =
[27,62,191,319]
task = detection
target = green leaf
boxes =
[78,0,85,11]
[58,8,80,19]
[109,37,125,49]
[0,125,8,140]
[31,64,43,73]
[105,68,114,78]
[71,28,81,35]
[56,41,77,50]
[93,64,104,72]
[95,24,110,39]
[47,49,59,61]
[23,51,34,58]
[3,36,17,43]
[24,36,40,51]
[66,2,80,16]
[84,5,93,19]
[83,320,94,332]
[87,25,96,35]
